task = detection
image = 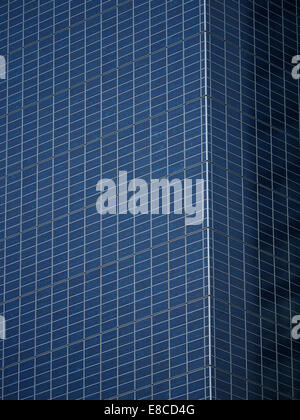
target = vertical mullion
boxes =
[149,0,154,401]
[35,0,41,402]
[83,0,87,402]
[204,0,213,401]
[116,2,120,400]
[239,0,249,401]
[182,0,189,400]
[100,0,103,401]
[50,0,54,402]
[132,0,137,401]
[18,0,25,402]
[286,0,294,401]
[2,0,9,400]
[165,0,171,401]
[66,0,71,400]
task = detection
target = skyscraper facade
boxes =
[0,0,299,401]
[208,0,300,400]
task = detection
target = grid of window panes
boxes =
[208,0,300,400]
[0,0,212,400]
